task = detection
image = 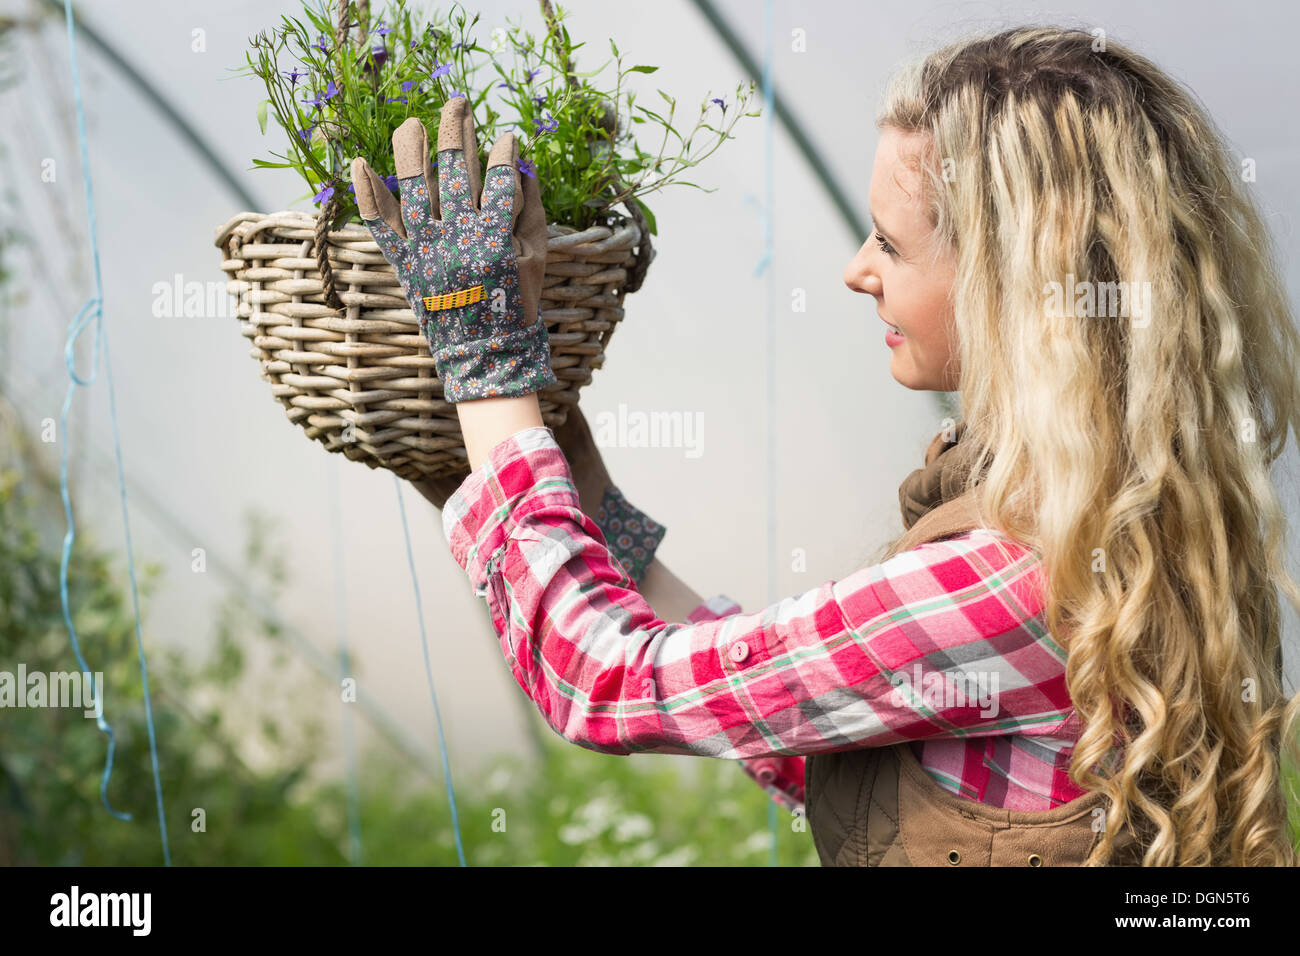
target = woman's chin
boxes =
[889,353,945,391]
[888,352,920,389]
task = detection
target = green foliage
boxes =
[1290,775,1300,855]
[354,736,818,866]
[239,0,758,233]
[0,432,815,866]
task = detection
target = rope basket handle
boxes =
[316,0,368,310]
[620,196,653,293]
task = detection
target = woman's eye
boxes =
[874,231,897,258]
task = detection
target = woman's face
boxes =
[843,126,960,392]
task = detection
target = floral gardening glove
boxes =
[350,97,557,402]
[594,485,667,586]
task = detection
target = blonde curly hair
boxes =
[876,24,1300,865]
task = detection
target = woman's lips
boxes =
[881,316,905,348]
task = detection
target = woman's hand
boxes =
[351,96,556,404]
[366,98,665,584]
[354,94,558,507]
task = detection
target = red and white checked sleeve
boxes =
[442,426,1072,798]
[684,596,808,815]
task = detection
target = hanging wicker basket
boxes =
[213,207,652,481]
[214,0,654,482]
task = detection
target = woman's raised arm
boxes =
[442,423,1074,783]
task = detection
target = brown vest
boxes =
[804,422,1143,866]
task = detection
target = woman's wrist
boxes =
[638,557,707,622]
[456,392,544,473]
[455,397,667,587]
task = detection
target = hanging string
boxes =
[327,456,364,864]
[753,0,780,867]
[60,0,171,865]
[393,475,466,865]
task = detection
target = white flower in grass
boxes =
[558,822,593,845]
[651,845,699,867]
[741,830,771,856]
[621,840,661,864]
[612,813,654,843]
[485,766,511,793]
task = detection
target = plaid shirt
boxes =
[442,425,1092,817]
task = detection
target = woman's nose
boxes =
[843,240,880,295]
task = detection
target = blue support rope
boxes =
[393,475,466,865]
[59,0,171,865]
[327,457,364,865]
[754,0,780,867]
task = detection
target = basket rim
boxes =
[214,208,642,251]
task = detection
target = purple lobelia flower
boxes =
[517,157,536,178]
[429,61,451,80]
[313,183,335,204]
[348,176,395,196]
[371,20,393,36]
[532,112,558,134]
[282,67,308,88]
[302,80,340,111]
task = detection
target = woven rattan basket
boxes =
[214,208,652,481]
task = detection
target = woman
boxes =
[352,25,1300,865]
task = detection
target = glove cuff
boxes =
[430,315,557,403]
[594,484,667,587]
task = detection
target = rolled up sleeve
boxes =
[441,425,1069,795]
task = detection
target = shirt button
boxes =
[755,763,777,785]
[728,641,750,664]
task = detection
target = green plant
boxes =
[240,0,758,235]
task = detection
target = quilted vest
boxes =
[804,423,1144,866]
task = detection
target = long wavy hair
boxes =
[874,25,1300,865]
